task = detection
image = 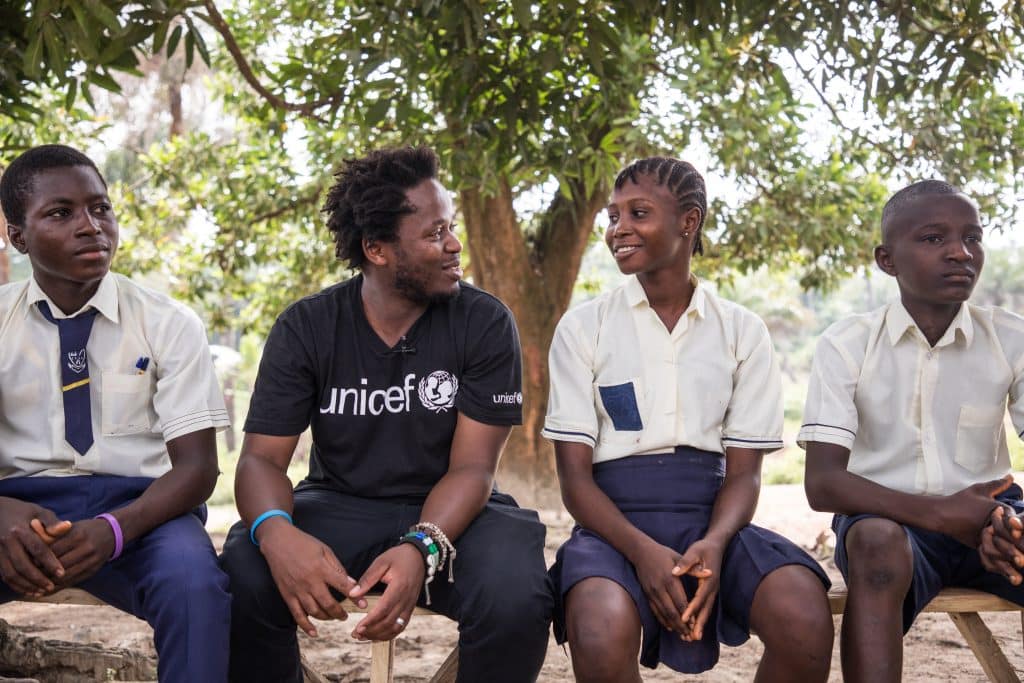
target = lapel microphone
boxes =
[389,336,417,354]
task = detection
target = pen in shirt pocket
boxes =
[135,356,150,375]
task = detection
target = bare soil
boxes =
[2,485,1021,681]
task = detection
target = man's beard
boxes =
[393,262,460,306]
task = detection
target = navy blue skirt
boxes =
[550,448,830,673]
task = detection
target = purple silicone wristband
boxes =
[95,513,124,561]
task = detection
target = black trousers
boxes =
[220,487,553,683]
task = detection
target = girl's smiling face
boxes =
[605,172,700,276]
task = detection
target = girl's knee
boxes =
[564,579,640,673]
[752,566,833,648]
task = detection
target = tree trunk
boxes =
[460,179,606,506]
[168,73,183,139]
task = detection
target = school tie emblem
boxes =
[38,301,99,455]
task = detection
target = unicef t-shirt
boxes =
[244,275,524,499]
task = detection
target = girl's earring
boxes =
[682,231,690,237]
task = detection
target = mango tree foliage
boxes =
[5,1,1024,497]
[0,1,213,124]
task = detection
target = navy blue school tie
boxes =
[38,301,99,455]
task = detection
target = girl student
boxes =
[542,157,833,681]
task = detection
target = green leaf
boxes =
[185,17,211,66]
[22,34,44,78]
[152,21,169,52]
[167,25,183,57]
[64,79,77,110]
[510,0,532,28]
[365,97,390,125]
[185,30,195,69]
[88,69,122,93]
[84,0,122,33]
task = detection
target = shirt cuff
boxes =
[541,423,596,447]
[797,423,856,450]
[163,409,231,441]
[721,435,784,451]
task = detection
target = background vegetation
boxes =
[2,1,1023,502]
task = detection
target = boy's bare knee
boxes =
[845,518,913,590]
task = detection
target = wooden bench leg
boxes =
[948,612,1021,683]
[428,645,459,683]
[370,639,395,683]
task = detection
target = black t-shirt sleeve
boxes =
[244,307,319,436]
[456,297,523,425]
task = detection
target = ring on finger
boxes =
[395,616,406,627]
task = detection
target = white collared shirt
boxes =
[0,273,230,478]
[799,301,1024,495]
[543,275,784,463]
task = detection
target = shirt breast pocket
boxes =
[954,404,1006,473]
[596,378,644,433]
[101,372,154,436]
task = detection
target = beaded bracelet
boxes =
[411,521,456,583]
[399,531,442,604]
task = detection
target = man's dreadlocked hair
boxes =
[613,157,707,255]
[322,146,440,269]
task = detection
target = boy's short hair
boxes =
[0,144,106,227]
[322,146,440,270]
[881,179,965,239]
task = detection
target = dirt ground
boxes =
[2,484,1022,681]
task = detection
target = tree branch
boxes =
[787,48,903,169]
[250,187,322,224]
[200,1,344,121]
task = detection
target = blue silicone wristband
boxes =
[249,509,293,545]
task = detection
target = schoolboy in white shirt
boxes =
[801,180,1024,683]
[0,144,231,682]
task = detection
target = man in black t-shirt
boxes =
[220,147,553,683]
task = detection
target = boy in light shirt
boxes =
[802,180,1024,683]
[0,144,231,682]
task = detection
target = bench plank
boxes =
[828,585,1021,614]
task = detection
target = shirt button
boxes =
[926,352,933,360]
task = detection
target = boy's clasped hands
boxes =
[0,497,115,598]
[977,477,1024,584]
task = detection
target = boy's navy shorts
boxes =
[833,483,1024,632]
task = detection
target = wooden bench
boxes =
[21,589,457,683]
[829,584,1023,683]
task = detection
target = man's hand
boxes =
[632,539,701,637]
[0,498,68,596]
[258,520,359,637]
[349,543,426,642]
[941,476,1013,548]
[48,518,117,588]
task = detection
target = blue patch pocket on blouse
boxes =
[598,382,643,431]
